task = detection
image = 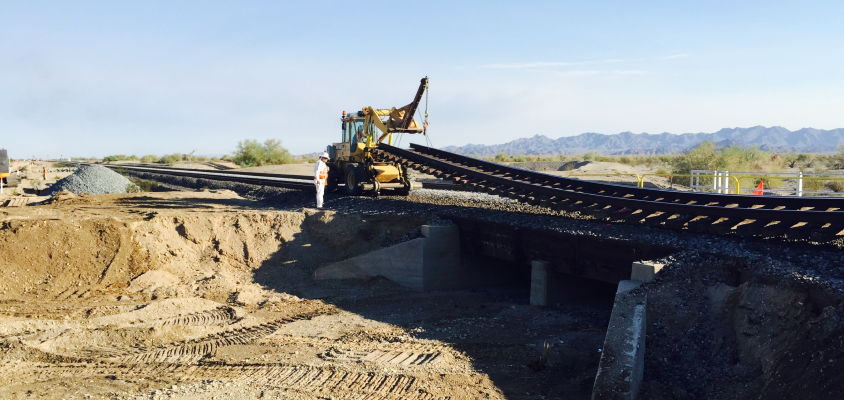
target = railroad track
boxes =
[375,143,844,241]
[83,163,470,192]
[82,149,844,240]
[86,163,316,190]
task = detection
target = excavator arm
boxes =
[369,77,429,144]
[396,76,428,130]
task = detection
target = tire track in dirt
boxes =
[153,306,239,327]
[115,310,330,364]
[322,343,453,366]
[0,363,450,400]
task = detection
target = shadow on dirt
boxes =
[250,211,617,400]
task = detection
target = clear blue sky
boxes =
[2,1,843,158]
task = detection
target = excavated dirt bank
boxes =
[0,191,428,303]
[639,252,844,400]
[0,191,615,399]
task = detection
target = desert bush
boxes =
[670,141,720,185]
[102,154,138,163]
[803,178,825,193]
[784,152,799,168]
[232,139,293,167]
[823,145,844,170]
[826,180,844,193]
[671,142,785,187]
[159,153,183,165]
[132,179,159,192]
[140,154,158,163]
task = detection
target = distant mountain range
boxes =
[442,126,844,156]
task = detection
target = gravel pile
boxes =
[42,165,139,196]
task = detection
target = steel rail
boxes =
[402,143,844,210]
[102,163,314,181]
[82,163,315,190]
[83,163,469,192]
[375,144,844,239]
[376,145,842,223]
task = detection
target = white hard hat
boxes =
[321,152,329,159]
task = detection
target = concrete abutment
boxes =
[315,224,464,291]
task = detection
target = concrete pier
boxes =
[530,261,549,306]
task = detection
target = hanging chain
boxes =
[423,79,433,147]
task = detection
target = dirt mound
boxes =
[0,191,535,400]
[0,191,430,302]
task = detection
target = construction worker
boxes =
[314,152,330,209]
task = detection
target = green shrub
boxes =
[140,154,158,163]
[102,154,138,163]
[493,152,511,162]
[232,139,293,167]
[827,180,844,193]
[132,179,159,192]
[159,153,182,165]
[670,141,720,186]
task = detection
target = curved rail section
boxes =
[375,143,844,241]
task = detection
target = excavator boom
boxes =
[399,77,428,130]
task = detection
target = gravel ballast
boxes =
[42,165,138,196]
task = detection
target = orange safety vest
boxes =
[315,163,328,184]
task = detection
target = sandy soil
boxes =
[0,190,612,399]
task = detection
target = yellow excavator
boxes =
[326,77,428,196]
[0,149,20,189]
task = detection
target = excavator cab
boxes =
[326,77,428,196]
